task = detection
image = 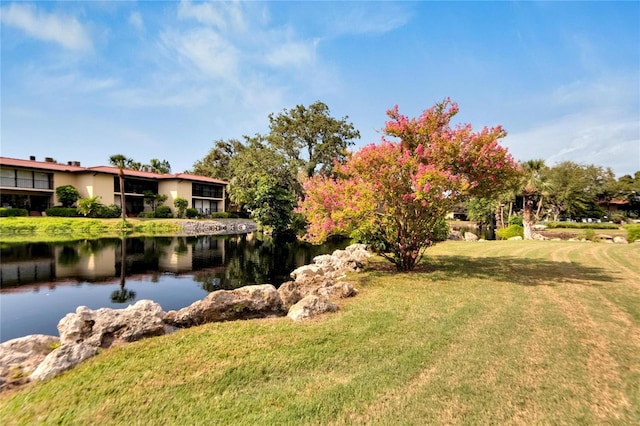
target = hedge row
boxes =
[0,208,28,217]
[544,221,620,230]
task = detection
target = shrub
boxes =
[155,205,173,218]
[138,211,155,218]
[45,207,79,217]
[545,221,619,230]
[583,229,597,242]
[174,197,188,218]
[77,196,101,217]
[496,224,524,240]
[0,207,28,217]
[508,216,523,226]
[96,204,121,218]
[210,212,230,219]
[185,208,199,219]
[627,224,640,243]
[55,185,80,207]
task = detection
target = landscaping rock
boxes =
[464,232,478,242]
[613,236,628,244]
[287,295,338,322]
[290,264,325,282]
[508,236,523,240]
[30,343,97,382]
[447,230,464,240]
[58,300,172,348]
[164,284,284,328]
[0,334,59,391]
[314,282,359,300]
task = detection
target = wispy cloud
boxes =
[0,3,92,52]
[129,11,144,32]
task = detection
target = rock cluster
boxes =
[0,244,369,390]
[177,220,257,235]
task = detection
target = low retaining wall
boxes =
[177,219,258,235]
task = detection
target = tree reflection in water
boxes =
[110,236,136,303]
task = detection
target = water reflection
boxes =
[0,234,349,341]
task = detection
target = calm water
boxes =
[0,234,349,342]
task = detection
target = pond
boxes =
[0,234,350,342]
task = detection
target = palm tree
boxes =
[109,154,131,220]
[520,159,548,240]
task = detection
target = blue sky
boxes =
[1,1,639,177]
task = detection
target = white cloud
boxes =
[160,28,240,80]
[0,3,92,52]
[129,11,144,32]
[177,0,249,34]
[265,40,317,68]
[327,3,411,36]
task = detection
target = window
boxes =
[0,168,52,189]
[192,183,223,198]
[192,199,219,214]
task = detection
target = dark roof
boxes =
[0,157,227,185]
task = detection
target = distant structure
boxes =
[0,156,227,216]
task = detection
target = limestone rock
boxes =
[0,334,59,390]
[290,264,325,282]
[30,343,98,382]
[464,232,478,242]
[447,230,464,241]
[164,284,284,328]
[613,236,628,244]
[508,236,523,240]
[287,295,338,322]
[58,299,171,348]
[314,282,358,300]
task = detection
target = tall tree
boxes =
[268,101,360,179]
[191,138,245,180]
[299,99,520,271]
[520,159,548,240]
[228,136,299,235]
[147,158,172,174]
[109,154,132,220]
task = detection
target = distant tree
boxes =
[467,196,498,227]
[228,136,299,235]
[147,158,171,174]
[109,154,132,220]
[143,191,167,211]
[268,101,360,179]
[519,159,548,240]
[55,185,80,207]
[192,139,244,180]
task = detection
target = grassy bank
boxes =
[0,217,186,243]
[1,240,638,424]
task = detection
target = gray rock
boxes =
[30,343,98,382]
[447,230,464,241]
[508,236,523,240]
[58,299,172,348]
[287,295,338,322]
[290,264,325,281]
[613,236,628,244]
[464,232,478,242]
[314,282,359,300]
[0,334,59,390]
[164,284,284,328]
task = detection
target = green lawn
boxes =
[1,241,639,425]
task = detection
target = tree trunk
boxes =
[523,195,535,240]
[119,171,126,220]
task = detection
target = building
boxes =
[0,156,227,216]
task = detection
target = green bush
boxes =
[55,185,80,207]
[626,224,640,243]
[210,212,230,219]
[138,211,155,218]
[583,229,597,242]
[96,204,121,218]
[174,197,188,218]
[185,208,199,219]
[545,221,619,230]
[496,224,524,240]
[0,207,28,217]
[508,216,523,226]
[155,205,173,218]
[45,207,79,217]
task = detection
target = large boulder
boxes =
[464,232,478,242]
[30,343,97,382]
[164,284,284,328]
[58,299,172,348]
[0,334,59,390]
[290,264,325,282]
[287,295,338,322]
[278,278,358,309]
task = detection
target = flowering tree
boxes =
[298,99,520,271]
